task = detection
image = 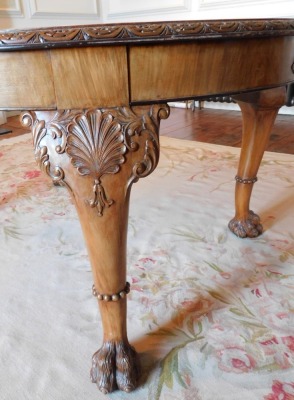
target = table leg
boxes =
[229,87,286,238]
[21,104,169,394]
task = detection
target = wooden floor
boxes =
[161,107,294,154]
[0,107,293,154]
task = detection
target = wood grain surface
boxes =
[0,50,55,109]
[129,37,294,102]
[51,46,129,109]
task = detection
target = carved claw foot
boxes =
[228,210,263,238]
[90,341,140,394]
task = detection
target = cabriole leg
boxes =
[21,104,170,393]
[229,87,286,238]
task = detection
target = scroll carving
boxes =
[48,110,80,154]
[2,19,294,50]
[108,104,169,185]
[22,104,169,216]
[21,112,68,187]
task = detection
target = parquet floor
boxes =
[1,107,293,154]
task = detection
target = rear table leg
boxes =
[229,87,286,238]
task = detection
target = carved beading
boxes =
[92,282,130,302]
[235,175,258,184]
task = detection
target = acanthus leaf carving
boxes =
[48,110,81,154]
[21,111,46,168]
[111,104,170,185]
[21,111,69,187]
[89,179,114,217]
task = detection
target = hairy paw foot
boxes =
[90,341,140,394]
[228,210,263,238]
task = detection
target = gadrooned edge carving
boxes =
[1,19,294,50]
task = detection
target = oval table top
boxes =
[0,19,293,110]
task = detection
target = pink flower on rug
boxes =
[260,336,279,357]
[139,257,156,264]
[0,152,3,158]
[23,170,41,179]
[130,276,144,292]
[276,312,289,320]
[264,380,294,399]
[282,336,294,353]
[251,288,262,297]
[260,337,279,346]
[217,347,256,373]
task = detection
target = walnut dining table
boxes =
[0,18,293,394]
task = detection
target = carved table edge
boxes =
[1,19,294,51]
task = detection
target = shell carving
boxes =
[21,105,169,217]
[67,109,127,216]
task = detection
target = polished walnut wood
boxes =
[1,19,294,109]
[21,104,169,393]
[130,37,294,102]
[50,47,129,109]
[1,18,294,394]
[229,87,287,237]
[0,50,55,109]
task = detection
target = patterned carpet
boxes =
[0,133,293,400]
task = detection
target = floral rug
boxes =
[0,133,293,400]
